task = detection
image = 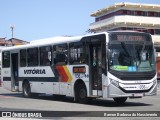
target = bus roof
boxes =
[1,36,83,51]
[30,36,82,44]
[1,32,108,51]
[2,31,148,51]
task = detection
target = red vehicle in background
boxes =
[0,67,1,87]
[155,45,160,80]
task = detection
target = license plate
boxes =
[133,93,143,97]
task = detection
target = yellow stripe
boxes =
[63,66,72,82]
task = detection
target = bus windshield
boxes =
[108,36,155,72]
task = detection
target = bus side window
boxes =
[69,42,87,64]
[27,48,38,66]
[53,44,68,65]
[2,51,10,68]
[20,49,27,67]
[40,46,52,66]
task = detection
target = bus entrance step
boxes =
[89,95,102,98]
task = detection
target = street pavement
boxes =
[0,83,160,120]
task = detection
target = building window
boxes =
[95,9,160,23]
[148,11,158,17]
[95,18,99,22]
[142,29,148,33]
[126,27,133,30]
[122,10,127,15]
[154,12,158,17]
[134,11,137,15]
[155,29,160,35]
[40,46,52,66]
[27,48,38,66]
[126,10,131,15]
[122,10,131,15]
[155,47,160,52]
[20,49,27,67]
[121,27,126,30]
[115,10,123,15]
[53,44,68,65]
[144,11,148,16]
[135,11,145,16]
[148,29,155,35]
[2,51,10,68]
[69,42,87,64]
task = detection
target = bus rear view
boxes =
[107,32,157,103]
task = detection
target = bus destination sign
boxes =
[111,34,149,41]
[116,35,145,41]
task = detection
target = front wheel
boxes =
[113,97,127,104]
[23,82,31,98]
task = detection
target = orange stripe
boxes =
[63,66,72,82]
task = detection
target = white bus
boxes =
[1,31,157,104]
[0,46,7,86]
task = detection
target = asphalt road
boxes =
[0,86,160,120]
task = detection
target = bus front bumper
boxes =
[108,80,157,98]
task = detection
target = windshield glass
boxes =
[108,41,155,72]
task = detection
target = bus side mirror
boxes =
[107,50,113,65]
[107,50,111,58]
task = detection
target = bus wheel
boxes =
[76,83,89,104]
[113,97,127,104]
[23,82,31,98]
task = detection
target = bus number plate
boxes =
[133,93,143,97]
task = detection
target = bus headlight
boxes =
[110,79,119,87]
[153,79,157,86]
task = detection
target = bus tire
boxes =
[23,82,31,98]
[76,83,89,104]
[113,97,127,104]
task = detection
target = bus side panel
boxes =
[40,82,57,94]
[2,68,12,91]
[53,82,60,94]
[55,65,89,97]
[68,65,90,97]
[30,81,57,94]
[102,74,108,98]
[60,82,72,96]
[19,66,55,94]
[30,82,41,93]
[56,65,74,96]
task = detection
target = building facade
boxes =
[89,2,160,43]
[0,38,29,46]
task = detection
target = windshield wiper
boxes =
[120,42,130,57]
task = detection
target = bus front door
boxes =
[11,53,19,91]
[89,42,103,96]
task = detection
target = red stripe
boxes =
[56,66,62,81]
[56,66,68,82]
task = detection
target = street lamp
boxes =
[10,24,15,46]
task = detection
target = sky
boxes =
[0,0,160,41]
